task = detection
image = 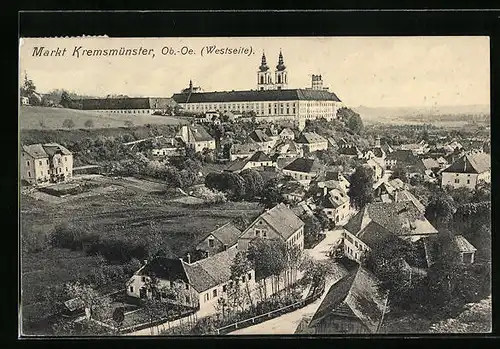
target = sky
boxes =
[19,36,490,108]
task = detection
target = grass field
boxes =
[21,176,263,330]
[20,106,188,130]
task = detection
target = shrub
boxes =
[84,119,95,128]
[22,227,51,253]
[62,119,75,129]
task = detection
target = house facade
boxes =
[295,132,328,153]
[176,125,216,152]
[21,143,73,185]
[126,248,256,318]
[322,188,351,225]
[282,158,324,186]
[237,203,305,251]
[195,223,242,258]
[441,153,491,189]
[342,201,438,264]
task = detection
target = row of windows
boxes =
[106,109,152,114]
[27,167,69,178]
[203,273,253,303]
[26,157,68,167]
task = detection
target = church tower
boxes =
[257,52,273,90]
[274,50,288,90]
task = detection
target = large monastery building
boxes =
[171,51,345,125]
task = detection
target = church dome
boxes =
[276,51,286,71]
[259,53,269,72]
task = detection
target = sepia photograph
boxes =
[19,36,491,336]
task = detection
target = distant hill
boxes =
[352,105,490,125]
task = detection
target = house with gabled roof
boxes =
[282,158,324,186]
[342,201,438,263]
[295,132,328,153]
[300,265,388,334]
[126,247,256,317]
[272,139,304,159]
[279,127,295,140]
[247,129,276,150]
[321,188,352,225]
[195,223,242,258]
[237,203,305,251]
[441,153,491,189]
[225,151,275,173]
[176,125,216,152]
[21,143,73,185]
[229,142,265,161]
[385,149,426,177]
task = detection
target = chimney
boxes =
[186,253,191,264]
[143,259,148,265]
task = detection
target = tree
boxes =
[21,72,37,96]
[64,281,110,322]
[259,178,284,209]
[124,120,134,127]
[348,165,374,210]
[390,166,408,183]
[60,90,73,108]
[240,169,265,200]
[346,113,364,135]
[428,296,491,333]
[425,193,455,229]
[302,214,322,248]
[63,119,75,129]
[299,255,335,289]
[230,251,255,312]
[84,119,95,128]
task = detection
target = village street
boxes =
[228,228,347,335]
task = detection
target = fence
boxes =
[214,279,326,335]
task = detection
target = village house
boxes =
[282,158,324,186]
[423,234,478,268]
[126,248,256,318]
[279,127,295,140]
[313,171,351,194]
[272,139,304,159]
[280,179,307,203]
[299,265,387,334]
[20,96,30,105]
[237,203,305,251]
[373,180,425,213]
[21,143,73,185]
[247,129,277,151]
[175,125,216,153]
[151,137,185,157]
[399,140,430,155]
[321,188,351,225]
[385,149,426,178]
[337,140,362,158]
[195,223,242,259]
[224,151,275,173]
[342,201,438,263]
[295,132,328,153]
[365,158,384,182]
[229,143,265,161]
[441,152,491,189]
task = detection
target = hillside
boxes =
[353,105,490,125]
[19,106,187,130]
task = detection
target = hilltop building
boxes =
[171,51,344,125]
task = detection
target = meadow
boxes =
[20,106,188,130]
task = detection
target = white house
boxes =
[342,201,438,263]
[295,132,328,153]
[126,248,256,318]
[176,125,216,153]
[237,203,305,251]
[225,151,274,173]
[321,188,351,225]
[282,158,324,186]
[21,143,73,185]
[441,153,491,189]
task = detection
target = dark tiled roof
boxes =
[339,146,360,156]
[250,203,304,240]
[75,97,176,110]
[22,143,72,159]
[184,247,239,292]
[443,153,490,174]
[207,223,242,247]
[248,130,271,143]
[225,159,249,172]
[345,202,438,244]
[309,266,386,333]
[296,132,327,144]
[323,188,349,209]
[171,89,341,104]
[138,258,189,283]
[22,144,48,159]
[283,158,324,174]
[231,143,263,155]
[249,151,272,162]
[177,125,214,142]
